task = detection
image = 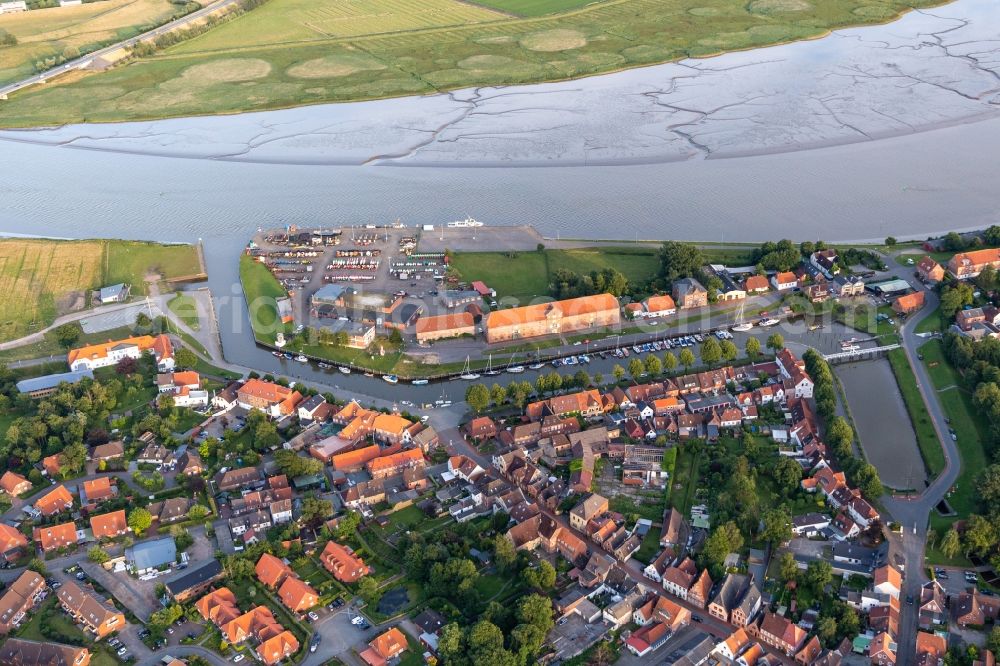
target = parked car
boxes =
[308,611,319,622]
[233,656,244,663]
[117,648,128,656]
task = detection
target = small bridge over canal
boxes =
[823,343,901,364]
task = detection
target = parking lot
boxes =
[547,614,610,662]
[301,603,375,666]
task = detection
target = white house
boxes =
[68,334,174,372]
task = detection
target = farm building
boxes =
[485,294,620,344]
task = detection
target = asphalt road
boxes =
[0,0,241,99]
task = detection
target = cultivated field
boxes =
[467,0,601,17]
[0,238,200,342]
[0,0,939,125]
[0,0,192,86]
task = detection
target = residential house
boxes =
[258,631,300,666]
[484,293,621,344]
[255,553,293,589]
[744,275,770,294]
[56,582,125,639]
[35,485,74,516]
[156,371,208,408]
[756,611,807,656]
[918,580,947,629]
[915,632,947,666]
[80,478,117,507]
[147,497,193,525]
[662,558,698,601]
[792,513,830,537]
[296,394,328,422]
[947,248,1000,279]
[892,291,925,315]
[771,272,798,291]
[873,566,901,600]
[464,417,498,441]
[0,639,90,666]
[89,441,124,463]
[708,574,758,625]
[68,334,174,372]
[320,541,370,583]
[569,493,608,531]
[917,257,945,283]
[0,524,28,563]
[236,379,302,418]
[216,466,262,492]
[90,510,128,539]
[196,587,242,627]
[165,561,225,603]
[0,472,31,497]
[644,294,677,317]
[673,278,708,309]
[0,570,46,634]
[366,449,424,480]
[955,588,1000,626]
[359,627,408,666]
[277,577,318,613]
[33,522,79,553]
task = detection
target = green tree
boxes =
[778,552,799,584]
[54,324,80,348]
[187,505,211,521]
[658,241,705,283]
[853,462,884,499]
[662,352,677,372]
[700,521,743,577]
[720,339,738,363]
[438,623,466,665]
[524,561,556,590]
[573,370,590,388]
[645,354,662,376]
[493,534,517,573]
[977,464,1000,504]
[817,616,838,645]
[628,358,644,379]
[299,497,332,528]
[175,348,198,368]
[940,282,974,317]
[962,514,998,556]
[940,527,962,559]
[128,508,152,535]
[467,620,516,666]
[679,348,695,370]
[773,456,803,493]
[358,576,381,607]
[490,383,507,406]
[885,236,897,247]
[88,546,109,563]
[701,338,722,366]
[760,506,792,545]
[273,449,324,478]
[612,364,625,382]
[766,333,784,352]
[805,560,833,593]
[745,337,761,360]
[465,384,490,413]
[986,626,1000,656]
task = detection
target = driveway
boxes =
[301,605,375,666]
[80,560,161,621]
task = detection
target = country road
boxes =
[0,0,241,100]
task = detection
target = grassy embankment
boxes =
[0,0,942,125]
[168,293,200,330]
[918,340,989,545]
[0,0,196,86]
[0,238,200,343]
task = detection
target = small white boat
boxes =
[383,374,399,384]
[732,323,754,332]
[758,318,780,327]
[411,379,429,385]
[528,363,545,370]
[458,355,480,381]
[507,366,525,374]
[295,354,308,363]
[271,351,282,357]
[447,217,484,228]
[339,366,351,374]
[317,362,331,369]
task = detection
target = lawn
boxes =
[915,304,946,334]
[0,0,940,125]
[448,250,548,304]
[240,254,289,342]
[168,293,200,330]
[546,247,660,287]
[0,0,193,86]
[668,446,700,513]
[885,347,945,477]
[0,238,200,342]
[633,528,661,564]
[919,340,989,522]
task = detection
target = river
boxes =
[0,0,998,399]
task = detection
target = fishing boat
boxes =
[339,366,351,374]
[411,379,429,385]
[383,374,399,384]
[507,365,525,374]
[459,356,481,381]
